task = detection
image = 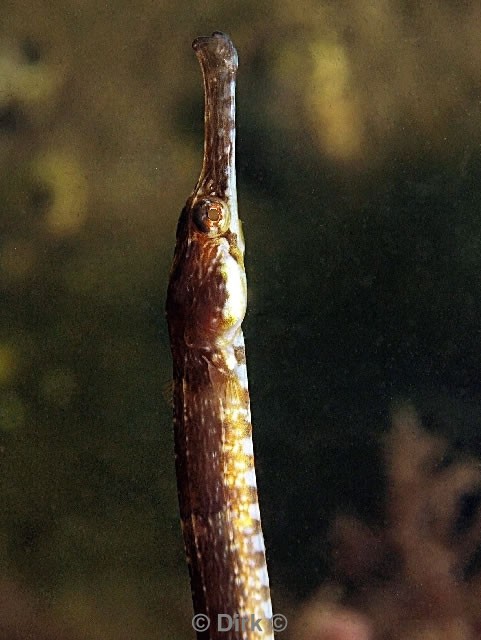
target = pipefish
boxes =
[166,32,274,640]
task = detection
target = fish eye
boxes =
[192,198,229,235]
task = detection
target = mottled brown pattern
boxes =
[192,33,237,201]
[166,33,273,640]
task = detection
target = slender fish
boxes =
[166,32,274,640]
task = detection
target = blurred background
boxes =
[1,0,481,638]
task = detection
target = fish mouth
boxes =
[192,32,238,70]
[191,29,239,219]
[192,31,230,50]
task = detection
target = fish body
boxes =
[166,32,274,640]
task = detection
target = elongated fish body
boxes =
[166,33,274,640]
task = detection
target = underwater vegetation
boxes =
[292,405,481,640]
